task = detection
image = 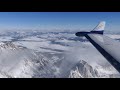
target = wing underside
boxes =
[85,34,120,73]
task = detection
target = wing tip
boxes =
[92,21,106,31]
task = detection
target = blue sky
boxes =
[0,12,120,32]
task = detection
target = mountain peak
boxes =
[0,42,25,50]
[69,60,99,78]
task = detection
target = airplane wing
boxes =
[86,34,120,73]
[76,21,120,73]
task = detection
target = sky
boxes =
[0,12,120,32]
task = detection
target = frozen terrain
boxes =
[0,30,119,78]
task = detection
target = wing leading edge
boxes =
[76,21,120,73]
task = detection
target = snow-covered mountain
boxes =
[68,60,120,78]
[68,60,99,78]
[0,30,119,78]
[0,41,58,78]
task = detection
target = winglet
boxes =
[92,21,106,31]
[75,21,106,37]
